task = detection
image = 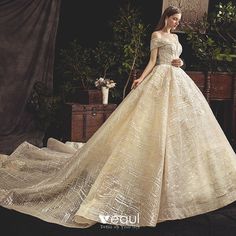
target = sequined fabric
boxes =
[0,36,236,228]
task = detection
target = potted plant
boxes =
[58,39,102,104]
[92,40,119,103]
[183,1,236,148]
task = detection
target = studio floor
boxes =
[1,201,236,236]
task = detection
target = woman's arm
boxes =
[138,48,158,81]
[131,34,159,89]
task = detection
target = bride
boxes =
[0,6,236,228]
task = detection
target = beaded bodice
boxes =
[150,35,182,65]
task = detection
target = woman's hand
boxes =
[131,78,144,90]
[171,58,184,67]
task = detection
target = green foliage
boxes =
[58,39,119,102]
[56,3,150,102]
[27,82,62,131]
[110,3,150,98]
[92,41,116,79]
[184,1,236,72]
[59,39,96,91]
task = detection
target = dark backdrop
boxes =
[56,0,162,49]
[0,0,61,154]
[56,0,230,46]
[55,0,231,68]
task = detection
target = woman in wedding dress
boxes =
[0,6,236,228]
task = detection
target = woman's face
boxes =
[166,13,181,30]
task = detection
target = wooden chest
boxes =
[65,103,117,142]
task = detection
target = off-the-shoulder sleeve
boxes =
[150,37,163,51]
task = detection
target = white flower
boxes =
[95,77,116,89]
[98,77,105,82]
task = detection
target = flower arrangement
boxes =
[94,77,116,89]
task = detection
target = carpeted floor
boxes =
[1,201,236,236]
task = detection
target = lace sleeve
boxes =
[150,37,163,51]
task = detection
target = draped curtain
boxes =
[0,0,61,154]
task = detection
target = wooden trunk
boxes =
[65,103,117,142]
[186,71,234,101]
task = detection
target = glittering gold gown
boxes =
[0,35,236,228]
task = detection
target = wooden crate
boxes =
[65,103,117,142]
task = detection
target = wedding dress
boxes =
[0,34,236,228]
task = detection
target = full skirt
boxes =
[0,65,236,228]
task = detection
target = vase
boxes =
[101,86,109,105]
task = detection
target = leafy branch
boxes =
[183,1,236,72]
[110,3,150,99]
